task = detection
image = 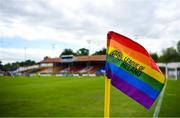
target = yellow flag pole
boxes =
[104,77,111,118]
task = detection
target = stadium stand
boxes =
[89,65,103,74]
[79,66,93,73]
[0,70,4,76]
[3,54,180,78]
[157,62,180,80]
[35,55,106,76]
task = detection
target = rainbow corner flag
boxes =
[105,31,166,109]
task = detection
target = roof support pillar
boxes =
[165,64,168,79]
[175,67,178,80]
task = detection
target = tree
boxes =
[150,53,158,62]
[24,60,36,66]
[3,63,12,69]
[177,40,180,53]
[18,60,35,67]
[76,48,89,56]
[2,60,36,70]
[158,47,179,62]
[92,48,106,55]
[44,56,49,60]
[60,49,76,56]
[0,61,2,68]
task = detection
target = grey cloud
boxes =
[0,0,180,48]
[0,0,103,37]
[81,0,158,38]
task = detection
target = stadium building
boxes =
[35,55,105,76]
[5,55,180,79]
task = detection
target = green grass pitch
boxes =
[0,76,179,117]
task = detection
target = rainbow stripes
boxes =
[106,31,165,109]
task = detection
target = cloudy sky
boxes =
[0,0,180,64]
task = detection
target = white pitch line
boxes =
[153,80,167,118]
